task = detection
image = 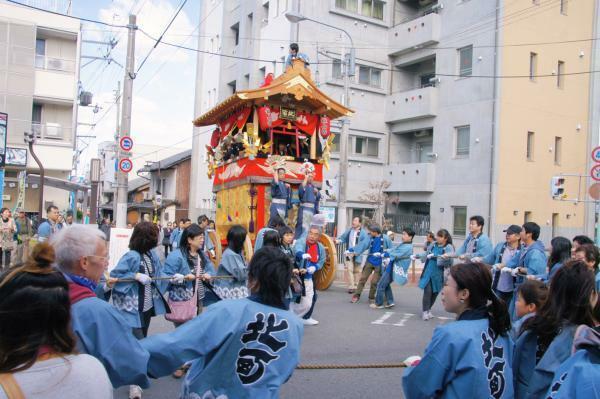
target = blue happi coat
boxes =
[170,227,182,248]
[456,232,494,259]
[417,243,453,293]
[387,242,413,285]
[545,325,600,399]
[254,227,276,252]
[403,310,514,399]
[294,183,320,238]
[212,248,249,299]
[294,233,326,280]
[163,249,215,302]
[483,242,521,293]
[507,241,547,320]
[513,323,577,399]
[141,296,304,399]
[337,227,370,263]
[109,249,168,328]
[67,277,151,388]
[270,179,291,220]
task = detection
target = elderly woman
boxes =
[0,207,16,270]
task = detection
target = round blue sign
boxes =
[119,158,133,173]
[120,136,133,151]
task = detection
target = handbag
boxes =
[165,257,199,323]
[290,273,304,295]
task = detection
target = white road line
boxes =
[393,313,415,327]
[371,312,395,325]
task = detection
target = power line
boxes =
[135,0,189,75]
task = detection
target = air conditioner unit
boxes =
[44,123,62,139]
[47,58,65,71]
[414,130,431,138]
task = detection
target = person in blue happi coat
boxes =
[350,223,393,304]
[254,214,286,252]
[572,243,600,290]
[412,229,454,321]
[450,215,493,262]
[170,219,184,249]
[544,325,600,398]
[110,221,169,339]
[51,225,151,390]
[291,217,327,326]
[373,227,414,308]
[295,171,321,238]
[212,225,250,300]
[537,237,572,282]
[270,167,292,220]
[141,246,304,399]
[513,260,597,399]
[402,262,514,399]
[336,216,370,294]
[478,224,522,305]
[197,215,215,259]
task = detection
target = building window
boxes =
[452,206,467,237]
[458,45,473,77]
[560,0,568,15]
[231,23,240,46]
[358,65,381,87]
[524,211,532,223]
[262,2,269,25]
[529,52,537,81]
[332,59,342,79]
[361,0,384,20]
[335,0,358,13]
[554,136,562,165]
[527,131,535,161]
[331,134,340,153]
[557,61,565,88]
[35,38,45,68]
[352,135,379,157]
[227,80,236,94]
[455,126,470,158]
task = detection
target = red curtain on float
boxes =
[218,107,252,138]
[257,105,319,135]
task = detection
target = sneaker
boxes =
[384,303,395,308]
[347,288,355,294]
[129,385,142,399]
[427,311,435,320]
[370,303,384,309]
[422,311,429,321]
[350,295,360,303]
[303,318,319,326]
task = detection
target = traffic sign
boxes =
[119,158,133,173]
[592,146,600,163]
[591,164,600,181]
[589,183,600,200]
[119,136,133,152]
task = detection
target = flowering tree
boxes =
[358,180,392,229]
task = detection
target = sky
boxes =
[72,0,201,175]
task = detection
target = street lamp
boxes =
[284,11,355,233]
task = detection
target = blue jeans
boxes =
[375,268,393,306]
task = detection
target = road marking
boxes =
[434,316,453,320]
[371,312,395,325]
[393,313,415,326]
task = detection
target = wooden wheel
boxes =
[314,233,337,291]
[207,230,222,269]
[243,235,254,263]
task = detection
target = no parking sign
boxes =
[120,136,133,152]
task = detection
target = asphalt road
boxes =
[115,281,453,399]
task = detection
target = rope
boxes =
[114,276,235,283]
[296,363,407,370]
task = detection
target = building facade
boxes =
[190,0,599,243]
[0,0,81,212]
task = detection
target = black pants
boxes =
[422,281,439,312]
[132,308,155,339]
[0,250,11,271]
[164,244,172,257]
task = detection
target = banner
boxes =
[319,116,331,138]
[218,107,252,138]
[257,106,319,135]
[0,112,7,167]
[13,171,26,212]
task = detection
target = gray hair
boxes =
[50,225,106,273]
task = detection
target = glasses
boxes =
[86,255,109,262]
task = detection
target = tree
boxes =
[358,180,392,229]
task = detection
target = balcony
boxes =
[384,163,436,192]
[385,86,438,123]
[32,122,71,142]
[388,12,441,56]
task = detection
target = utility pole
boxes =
[112,81,121,221]
[115,15,136,228]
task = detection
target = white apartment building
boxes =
[0,0,81,212]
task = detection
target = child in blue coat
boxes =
[545,325,600,398]
[141,246,304,399]
[513,260,597,399]
[402,262,514,399]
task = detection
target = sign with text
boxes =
[119,158,133,173]
[108,227,133,272]
[280,107,297,121]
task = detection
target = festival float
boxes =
[193,58,353,290]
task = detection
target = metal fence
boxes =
[384,213,430,235]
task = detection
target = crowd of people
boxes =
[1,192,600,398]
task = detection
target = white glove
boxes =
[500,266,512,274]
[382,258,391,266]
[306,266,316,274]
[344,250,353,256]
[426,253,434,259]
[372,252,382,258]
[302,253,312,260]
[171,273,185,284]
[511,268,520,277]
[410,254,417,261]
[403,355,422,367]
[135,273,152,285]
[335,239,341,245]
[471,257,482,263]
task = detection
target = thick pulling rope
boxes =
[113,276,235,283]
[296,363,407,370]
